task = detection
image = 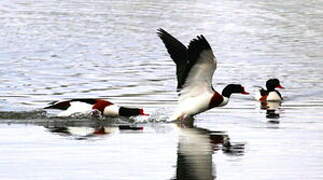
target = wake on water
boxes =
[0,108,173,125]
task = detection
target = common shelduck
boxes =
[157,28,249,121]
[256,79,284,102]
[44,98,149,117]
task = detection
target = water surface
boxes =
[0,0,323,179]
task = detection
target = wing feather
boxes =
[157,28,188,90]
[180,35,217,99]
[157,29,217,96]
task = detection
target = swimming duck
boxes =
[157,28,249,121]
[256,79,284,102]
[44,98,149,117]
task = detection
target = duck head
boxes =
[266,79,284,91]
[222,84,249,98]
[119,107,149,117]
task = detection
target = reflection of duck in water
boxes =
[46,126,115,139]
[44,98,149,117]
[46,124,144,139]
[175,119,245,179]
[209,131,245,154]
[176,125,214,180]
[264,101,282,119]
[157,29,249,121]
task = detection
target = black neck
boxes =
[266,86,276,91]
[222,87,232,98]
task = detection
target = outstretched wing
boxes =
[157,28,188,90]
[179,35,217,99]
[157,29,217,97]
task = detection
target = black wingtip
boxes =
[156,28,163,36]
[43,104,56,109]
[43,100,71,110]
[186,34,212,66]
[156,28,165,33]
[43,100,58,109]
[188,34,212,51]
[156,28,171,39]
[157,28,162,32]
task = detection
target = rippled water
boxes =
[1,0,323,179]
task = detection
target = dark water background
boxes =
[0,0,323,179]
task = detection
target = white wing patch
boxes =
[179,49,217,101]
[57,101,93,117]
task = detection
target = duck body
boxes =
[157,29,249,121]
[44,98,148,117]
[257,79,284,102]
[171,91,230,120]
[267,90,283,101]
